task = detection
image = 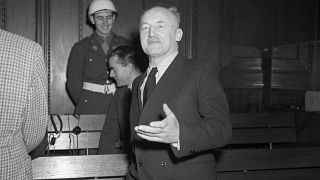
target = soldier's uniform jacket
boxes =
[67,32,130,114]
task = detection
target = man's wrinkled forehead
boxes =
[140,7,176,26]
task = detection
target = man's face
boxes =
[108,56,131,87]
[139,7,182,58]
[90,10,115,37]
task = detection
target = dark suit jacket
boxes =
[127,54,232,180]
[98,87,131,154]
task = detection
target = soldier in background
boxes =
[66,0,130,115]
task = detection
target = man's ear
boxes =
[175,28,183,41]
[89,15,95,25]
[127,63,134,73]
[112,14,116,22]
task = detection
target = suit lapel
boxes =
[117,87,131,140]
[138,54,187,125]
[137,72,147,113]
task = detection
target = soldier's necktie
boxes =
[143,67,158,106]
[102,38,109,55]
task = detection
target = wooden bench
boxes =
[32,112,320,179]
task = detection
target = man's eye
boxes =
[140,25,149,31]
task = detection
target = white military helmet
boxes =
[88,0,117,16]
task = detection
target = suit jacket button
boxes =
[138,162,143,167]
[84,99,88,103]
[160,161,166,166]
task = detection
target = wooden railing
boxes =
[33,113,320,179]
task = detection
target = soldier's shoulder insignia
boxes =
[92,45,98,51]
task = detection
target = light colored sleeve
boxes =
[22,44,49,153]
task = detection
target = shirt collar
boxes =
[146,50,178,81]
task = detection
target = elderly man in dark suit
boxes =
[127,6,232,180]
[0,29,48,179]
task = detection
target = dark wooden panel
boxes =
[230,112,295,128]
[272,73,309,89]
[0,0,4,29]
[221,58,263,88]
[272,57,309,90]
[49,0,79,114]
[112,0,142,39]
[6,0,36,41]
[215,148,320,172]
[223,57,262,71]
[79,0,93,39]
[272,58,307,72]
[217,168,320,180]
[230,128,296,144]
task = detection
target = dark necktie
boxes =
[143,67,158,106]
[102,38,109,55]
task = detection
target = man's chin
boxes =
[146,46,162,55]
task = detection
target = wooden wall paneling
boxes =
[180,0,194,59]
[262,48,272,109]
[315,42,320,90]
[112,0,143,40]
[5,0,36,41]
[79,0,93,40]
[196,0,221,62]
[230,0,274,49]
[221,57,263,88]
[275,0,317,46]
[272,58,309,89]
[35,0,50,68]
[0,0,5,29]
[49,0,79,114]
[221,56,264,112]
[270,42,309,108]
[176,0,194,58]
[218,0,272,112]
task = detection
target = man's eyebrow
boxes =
[140,20,166,25]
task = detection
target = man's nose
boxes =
[148,26,156,37]
[102,18,109,25]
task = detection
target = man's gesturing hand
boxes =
[135,104,180,144]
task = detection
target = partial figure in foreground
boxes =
[0,29,48,179]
